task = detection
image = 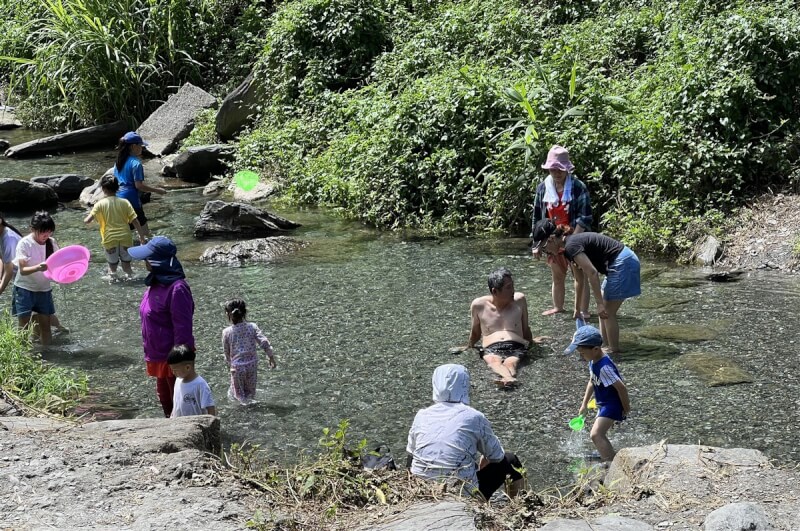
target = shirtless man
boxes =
[468,267,533,385]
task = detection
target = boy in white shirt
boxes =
[167,345,216,418]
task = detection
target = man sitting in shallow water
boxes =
[468,267,533,386]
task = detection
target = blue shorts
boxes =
[12,286,55,318]
[598,402,625,422]
[602,246,641,301]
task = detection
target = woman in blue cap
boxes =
[114,132,166,239]
[128,236,195,417]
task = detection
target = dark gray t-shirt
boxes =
[564,232,624,275]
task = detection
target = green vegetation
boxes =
[3,0,800,254]
[228,420,400,528]
[0,0,271,128]
[230,420,626,530]
[792,236,800,257]
[0,313,88,414]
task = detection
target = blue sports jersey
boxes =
[589,355,622,408]
[114,156,144,209]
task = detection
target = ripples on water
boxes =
[2,135,799,488]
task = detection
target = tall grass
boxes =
[0,0,212,128]
[0,313,87,414]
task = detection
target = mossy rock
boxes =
[655,278,705,289]
[640,266,668,282]
[678,351,754,386]
[615,315,644,327]
[638,324,719,342]
[636,296,691,310]
[617,334,682,361]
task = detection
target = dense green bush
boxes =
[4,0,800,255]
[0,0,272,128]
[253,0,389,108]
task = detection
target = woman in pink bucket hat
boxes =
[531,145,593,317]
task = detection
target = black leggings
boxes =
[476,452,523,499]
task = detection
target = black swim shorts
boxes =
[480,341,528,360]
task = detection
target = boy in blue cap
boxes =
[565,325,630,461]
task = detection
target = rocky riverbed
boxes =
[716,193,800,273]
[3,403,800,530]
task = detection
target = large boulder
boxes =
[365,501,476,531]
[0,178,58,210]
[704,502,768,531]
[30,174,94,202]
[4,120,127,158]
[0,139,9,152]
[199,237,307,265]
[215,71,259,141]
[692,235,722,266]
[79,179,104,207]
[0,106,21,130]
[194,200,300,238]
[163,144,235,183]
[137,83,216,156]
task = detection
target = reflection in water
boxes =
[2,142,800,489]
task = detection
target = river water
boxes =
[2,128,799,489]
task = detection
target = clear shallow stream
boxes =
[2,128,799,489]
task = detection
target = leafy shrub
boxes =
[0,0,272,129]
[254,0,390,108]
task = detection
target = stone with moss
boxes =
[638,324,720,343]
[678,351,754,386]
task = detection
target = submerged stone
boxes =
[640,266,668,282]
[638,324,719,342]
[636,295,691,310]
[655,278,705,289]
[678,351,754,386]
[199,236,307,265]
[613,331,682,361]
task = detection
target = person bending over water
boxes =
[533,220,641,353]
[468,267,532,386]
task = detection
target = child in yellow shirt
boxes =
[84,174,146,277]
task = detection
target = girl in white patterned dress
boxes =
[222,299,276,404]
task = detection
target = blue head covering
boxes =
[128,236,185,286]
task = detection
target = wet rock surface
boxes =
[678,351,754,386]
[3,121,127,158]
[637,323,721,343]
[0,416,257,530]
[137,83,216,156]
[194,200,301,238]
[30,174,94,202]
[200,236,308,265]
[0,178,59,211]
